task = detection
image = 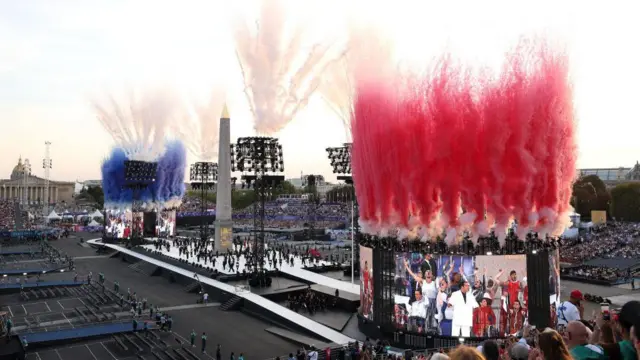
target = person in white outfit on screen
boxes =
[448,280,479,337]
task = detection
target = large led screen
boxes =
[393,253,529,338]
[360,245,373,321]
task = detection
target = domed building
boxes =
[0,157,75,204]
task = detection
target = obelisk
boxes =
[215,104,233,250]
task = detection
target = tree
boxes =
[232,190,256,209]
[610,182,640,221]
[86,186,104,208]
[186,190,216,203]
[570,175,610,219]
[278,180,298,194]
[325,185,355,202]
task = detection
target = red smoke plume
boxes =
[350,38,576,243]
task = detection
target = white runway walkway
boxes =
[88,239,354,345]
[140,240,360,295]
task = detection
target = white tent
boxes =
[47,210,61,221]
[62,211,73,218]
[90,210,103,218]
[88,219,100,227]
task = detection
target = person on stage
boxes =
[473,293,496,337]
[448,280,478,337]
[507,299,527,336]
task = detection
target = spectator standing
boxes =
[531,329,572,360]
[558,290,584,327]
[599,301,640,360]
[201,332,207,354]
[190,330,196,347]
[448,345,484,359]
[566,321,606,360]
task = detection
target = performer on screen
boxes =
[448,280,478,337]
[507,299,527,336]
[500,270,526,307]
[421,253,438,278]
[549,302,557,329]
[408,289,430,332]
[436,279,452,336]
[394,304,408,329]
[472,293,496,337]
[499,289,509,335]
[404,260,438,329]
[362,261,371,295]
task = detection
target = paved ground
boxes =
[11,233,302,359]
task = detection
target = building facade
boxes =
[0,157,75,204]
[577,162,640,187]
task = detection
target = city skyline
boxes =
[2,0,640,184]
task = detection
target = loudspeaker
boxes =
[143,212,157,237]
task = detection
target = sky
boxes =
[1,0,639,184]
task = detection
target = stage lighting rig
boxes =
[326,144,352,176]
[231,137,284,285]
[189,162,218,243]
[326,143,359,281]
[302,175,324,239]
[123,160,158,243]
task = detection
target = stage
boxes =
[139,238,360,295]
[87,238,354,345]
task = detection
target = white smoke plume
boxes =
[92,87,181,161]
[173,88,226,162]
[233,0,344,134]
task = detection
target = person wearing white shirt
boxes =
[557,290,583,327]
[448,281,479,337]
[408,290,430,332]
[405,261,438,330]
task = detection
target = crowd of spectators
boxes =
[0,200,16,229]
[560,223,640,263]
[272,300,640,360]
[178,193,350,229]
[561,265,629,282]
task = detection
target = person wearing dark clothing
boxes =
[190,330,196,347]
[201,332,207,353]
[420,254,438,278]
[216,345,222,360]
[132,319,138,331]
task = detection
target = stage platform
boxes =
[88,238,354,345]
[1,265,69,276]
[0,280,85,290]
[139,241,333,274]
[140,239,359,296]
[22,321,156,344]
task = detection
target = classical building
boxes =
[0,157,75,204]
[578,162,640,187]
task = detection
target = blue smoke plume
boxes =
[101,140,187,210]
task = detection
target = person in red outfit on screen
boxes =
[507,300,527,336]
[501,270,525,308]
[473,293,496,337]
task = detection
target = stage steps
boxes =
[183,281,201,293]
[219,295,243,311]
[129,261,160,276]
